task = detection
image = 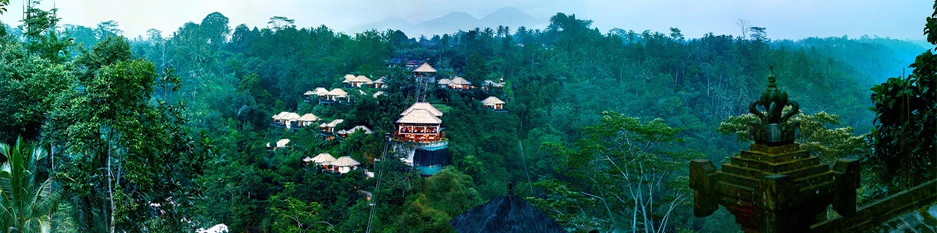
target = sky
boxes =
[0,0,933,41]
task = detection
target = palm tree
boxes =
[0,137,64,233]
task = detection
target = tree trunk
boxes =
[108,122,116,233]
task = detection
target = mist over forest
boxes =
[0,1,935,232]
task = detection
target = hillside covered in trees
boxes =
[0,1,933,232]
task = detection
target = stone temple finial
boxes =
[748,66,800,145]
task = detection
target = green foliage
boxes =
[19,1,72,63]
[0,42,74,142]
[0,6,919,232]
[423,167,483,217]
[525,179,605,230]
[268,182,333,232]
[717,111,867,164]
[0,137,64,233]
[0,0,9,15]
[866,3,937,190]
[42,37,208,232]
[465,53,489,84]
[542,111,702,232]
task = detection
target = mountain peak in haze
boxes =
[417,11,479,34]
[354,7,548,37]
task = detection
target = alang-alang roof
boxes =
[481,96,505,105]
[400,102,443,117]
[413,62,437,73]
[396,109,442,124]
[327,88,348,97]
[328,156,361,167]
[298,113,319,122]
[450,77,471,85]
[307,153,336,164]
[342,75,373,84]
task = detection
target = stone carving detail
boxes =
[748,67,800,146]
[690,68,859,232]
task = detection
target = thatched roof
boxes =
[273,112,300,121]
[343,75,373,84]
[450,195,566,233]
[320,119,344,128]
[483,80,504,87]
[298,113,319,122]
[314,87,329,96]
[276,139,290,148]
[481,96,506,105]
[374,77,386,84]
[304,90,315,96]
[413,62,437,73]
[357,75,373,84]
[400,102,443,117]
[396,109,442,124]
[272,111,289,119]
[328,88,348,97]
[451,77,472,85]
[373,91,385,98]
[309,153,336,164]
[438,78,453,85]
[328,156,361,167]
[347,125,373,134]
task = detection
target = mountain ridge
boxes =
[351,7,549,37]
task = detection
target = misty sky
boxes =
[0,0,933,41]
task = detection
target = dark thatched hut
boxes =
[449,182,566,233]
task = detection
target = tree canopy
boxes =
[0,3,931,232]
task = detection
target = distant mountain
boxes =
[352,7,548,38]
[479,7,543,30]
[416,11,479,36]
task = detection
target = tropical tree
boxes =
[0,137,64,233]
[45,36,208,232]
[543,111,701,232]
[717,111,867,164]
[0,0,10,15]
[0,42,74,143]
[867,4,937,190]
[866,2,937,190]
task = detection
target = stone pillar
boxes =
[689,69,859,232]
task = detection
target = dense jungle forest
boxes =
[0,0,935,232]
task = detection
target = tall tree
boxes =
[543,111,700,232]
[46,37,208,232]
[0,42,74,143]
[465,52,488,84]
[94,20,121,39]
[200,12,230,48]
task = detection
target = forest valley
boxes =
[0,1,935,232]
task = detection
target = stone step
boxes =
[749,143,800,154]
[731,155,821,173]
[741,150,810,163]
[722,163,831,181]
[716,180,758,203]
[719,171,761,189]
